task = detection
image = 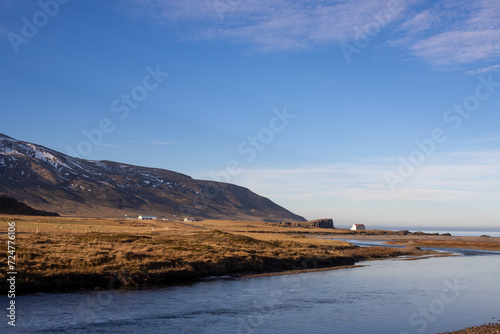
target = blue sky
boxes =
[1,0,500,229]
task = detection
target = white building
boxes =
[138,215,157,220]
[351,224,366,231]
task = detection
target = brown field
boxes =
[0,215,445,294]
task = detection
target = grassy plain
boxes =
[0,215,444,294]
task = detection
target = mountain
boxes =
[0,134,306,222]
[0,194,59,216]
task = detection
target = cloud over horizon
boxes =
[229,150,500,225]
[232,150,500,203]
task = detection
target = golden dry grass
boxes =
[0,215,435,294]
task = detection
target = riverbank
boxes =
[321,233,500,251]
[385,239,500,251]
[326,231,500,251]
[2,215,499,295]
[440,323,500,333]
[0,215,441,295]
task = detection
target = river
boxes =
[6,247,500,334]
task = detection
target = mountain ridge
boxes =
[0,133,306,222]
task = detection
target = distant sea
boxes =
[369,226,500,237]
[409,228,500,237]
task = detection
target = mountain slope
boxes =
[0,194,59,216]
[0,134,306,221]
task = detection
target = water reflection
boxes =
[10,251,500,334]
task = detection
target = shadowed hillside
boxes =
[0,194,59,216]
[0,134,305,222]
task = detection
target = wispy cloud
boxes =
[466,64,500,75]
[128,140,173,146]
[126,0,409,51]
[232,150,500,203]
[94,143,121,153]
[399,8,440,33]
[397,0,500,68]
[125,0,500,71]
[408,30,500,66]
[99,143,121,148]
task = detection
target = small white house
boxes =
[138,215,157,220]
[351,224,366,231]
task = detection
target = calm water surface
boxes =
[6,251,500,334]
